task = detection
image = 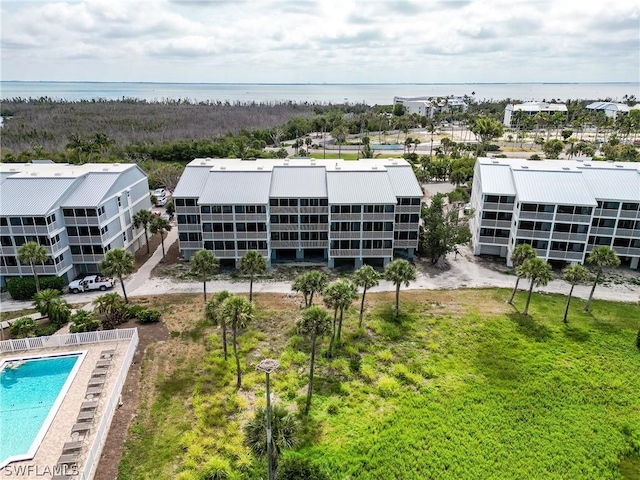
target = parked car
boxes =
[68,275,116,294]
[153,188,166,198]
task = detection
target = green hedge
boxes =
[138,309,161,324]
[6,276,65,300]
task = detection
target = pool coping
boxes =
[0,350,88,470]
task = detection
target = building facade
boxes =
[393,95,468,119]
[503,102,568,127]
[173,158,423,268]
[470,157,640,270]
[0,162,151,287]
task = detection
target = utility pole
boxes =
[256,359,280,480]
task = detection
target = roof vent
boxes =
[562,167,570,170]
[103,168,110,172]
[257,166,264,170]
[220,166,226,170]
[200,161,207,165]
[521,166,528,169]
[615,164,624,168]
[54,172,62,176]
[371,165,378,170]
[584,163,591,166]
[9,168,16,172]
[491,160,499,164]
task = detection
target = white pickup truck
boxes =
[68,275,116,294]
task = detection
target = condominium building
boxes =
[503,102,568,127]
[393,95,469,118]
[470,157,640,269]
[172,158,423,268]
[0,161,151,287]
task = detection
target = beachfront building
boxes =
[172,158,423,268]
[585,102,631,119]
[469,157,640,270]
[503,102,568,127]
[393,95,468,119]
[0,161,151,287]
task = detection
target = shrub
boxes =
[126,304,146,319]
[69,310,100,333]
[138,309,161,324]
[9,317,37,338]
[6,276,65,300]
[636,328,640,349]
[35,325,58,337]
[349,354,361,374]
[277,453,328,480]
[377,375,401,397]
[201,456,232,480]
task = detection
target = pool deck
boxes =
[0,340,130,480]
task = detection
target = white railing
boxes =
[0,328,137,353]
[81,328,139,480]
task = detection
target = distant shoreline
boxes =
[2,80,638,85]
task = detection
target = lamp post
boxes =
[256,359,279,480]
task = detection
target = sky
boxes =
[1,0,639,84]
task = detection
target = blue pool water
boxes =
[0,355,80,465]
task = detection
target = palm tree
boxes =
[507,244,537,304]
[205,290,231,360]
[332,125,349,158]
[562,264,590,323]
[94,292,128,327]
[292,274,311,308]
[383,259,416,318]
[190,249,219,303]
[292,271,328,308]
[352,265,381,328]
[222,295,253,389]
[244,404,299,477]
[132,209,155,255]
[65,133,86,164]
[322,282,341,358]
[297,305,332,414]
[333,279,357,342]
[239,250,267,302]
[517,257,554,315]
[584,247,621,312]
[33,288,61,317]
[17,241,48,293]
[99,249,135,303]
[150,216,172,261]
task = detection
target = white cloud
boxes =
[0,0,638,82]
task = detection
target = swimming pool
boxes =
[0,352,85,468]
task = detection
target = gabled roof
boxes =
[326,171,397,204]
[0,177,77,215]
[511,169,597,206]
[385,164,424,197]
[477,162,516,196]
[270,167,327,198]
[198,171,272,204]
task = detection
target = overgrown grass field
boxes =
[118,289,640,480]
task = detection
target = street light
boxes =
[256,359,279,480]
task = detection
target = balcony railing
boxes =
[395,223,418,231]
[516,229,551,239]
[613,246,640,256]
[201,213,235,222]
[212,250,236,258]
[590,227,614,236]
[394,240,418,248]
[550,232,588,242]
[362,231,394,239]
[554,213,592,224]
[518,211,554,221]
[361,212,395,221]
[619,210,640,219]
[235,232,268,240]
[483,202,515,212]
[481,220,512,229]
[614,228,640,238]
[300,206,328,214]
[330,231,362,239]
[478,236,509,245]
[179,241,203,250]
[271,241,299,249]
[71,254,104,264]
[593,208,619,218]
[270,206,298,214]
[331,213,362,221]
[546,250,584,261]
[395,205,421,213]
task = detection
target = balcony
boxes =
[613,246,640,256]
[300,206,328,214]
[479,236,509,245]
[235,232,268,240]
[481,220,512,229]
[546,250,584,261]
[518,211,554,221]
[554,213,592,224]
[516,229,551,239]
[330,249,360,257]
[362,231,394,239]
[615,228,640,238]
[271,224,299,232]
[300,224,328,231]
[330,213,362,221]
[271,241,299,249]
[551,232,588,242]
[202,232,235,240]
[67,235,109,245]
[212,250,236,259]
[362,212,395,221]
[176,206,200,215]
[619,210,640,219]
[361,248,393,257]
[179,241,203,250]
[201,213,234,222]
[395,205,421,213]
[237,249,268,257]
[395,222,419,231]
[394,240,418,248]
[234,214,267,222]
[330,231,362,239]
[483,202,515,212]
[300,241,327,248]
[590,227,614,236]
[594,208,619,218]
[63,215,101,226]
[177,224,202,232]
[270,206,298,214]
[71,253,104,264]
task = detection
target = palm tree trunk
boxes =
[358,286,367,328]
[584,270,600,312]
[119,274,129,303]
[327,309,337,358]
[144,228,150,254]
[309,292,314,307]
[563,284,575,324]
[523,279,535,315]
[203,279,207,303]
[222,325,228,361]
[305,333,317,414]
[161,233,166,260]
[31,261,41,293]
[508,277,520,304]
[249,275,254,302]
[395,284,400,318]
[233,325,241,389]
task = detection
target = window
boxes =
[237,241,247,250]
[236,223,246,232]
[363,222,372,231]
[271,232,280,241]
[89,226,100,236]
[309,215,318,224]
[485,195,499,203]
[175,198,185,207]
[67,227,78,236]
[301,215,309,224]
[498,212,512,221]
[187,215,200,224]
[212,205,222,214]
[271,215,279,224]
[177,215,186,224]
[204,241,214,250]
[270,199,278,207]
[78,226,89,236]
[188,232,201,242]
[0,237,12,247]
[300,199,309,207]
[576,206,592,215]
[63,209,74,217]
[214,241,224,250]
[185,199,196,207]
[101,226,108,235]
[70,245,81,254]
[500,196,515,204]
[201,206,211,214]
[622,203,639,211]
[10,218,21,226]
[223,205,233,213]
[385,205,394,213]
[341,205,350,214]
[521,204,537,212]
[34,217,46,226]
[603,201,620,210]
[352,205,361,213]
[0,218,6,227]
[225,241,234,250]
[291,232,299,240]
[289,199,298,207]
[482,211,498,220]
[122,231,127,242]
[351,240,360,249]
[384,240,392,248]
[223,223,234,232]
[117,197,122,208]
[203,223,213,232]
[351,222,360,231]
[320,199,328,206]
[385,222,393,231]
[213,223,223,232]
[86,209,97,217]
[411,198,421,206]
[247,223,257,232]
[235,205,245,214]
[409,231,418,240]
[331,205,340,213]
[97,206,105,216]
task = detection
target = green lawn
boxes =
[308,152,405,160]
[118,289,640,480]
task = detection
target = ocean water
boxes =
[1,81,638,105]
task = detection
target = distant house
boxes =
[393,95,468,119]
[585,102,630,119]
[0,162,151,287]
[503,102,568,127]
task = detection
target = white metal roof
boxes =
[478,162,516,195]
[578,167,640,201]
[511,102,568,113]
[585,102,630,113]
[198,171,272,204]
[385,164,423,197]
[61,172,120,207]
[0,177,77,215]
[512,170,597,206]
[326,171,397,204]
[270,167,327,198]
[173,164,213,197]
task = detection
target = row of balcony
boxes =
[329,248,393,258]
